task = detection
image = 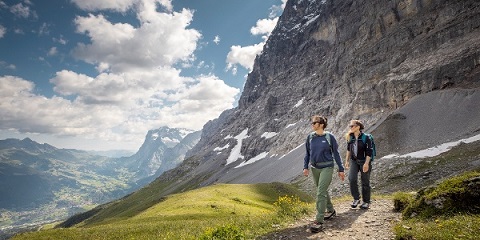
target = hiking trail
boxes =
[259,199,401,240]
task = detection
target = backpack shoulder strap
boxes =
[348,134,355,143]
[308,132,315,150]
[324,131,332,147]
[361,133,368,144]
[308,132,315,142]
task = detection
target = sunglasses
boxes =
[349,125,357,128]
[311,122,321,125]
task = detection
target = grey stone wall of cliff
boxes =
[184,0,480,182]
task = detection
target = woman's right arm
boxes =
[303,136,310,174]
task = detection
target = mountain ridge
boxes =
[0,127,200,236]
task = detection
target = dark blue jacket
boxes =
[304,132,344,172]
[346,132,373,161]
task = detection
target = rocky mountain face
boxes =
[125,127,201,185]
[153,0,480,191]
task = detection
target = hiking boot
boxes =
[351,199,361,208]
[360,202,370,209]
[309,221,323,233]
[324,210,336,220]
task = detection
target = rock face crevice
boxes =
[179,0,479,187]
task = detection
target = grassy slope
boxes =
[12,138,480,239]
[12,182,314,240]
[393,170,480,240]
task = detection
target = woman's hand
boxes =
[362,163,369,173]
[363,157,371,172]
[344,161,350,170]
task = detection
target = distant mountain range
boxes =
[0,127,200,232]
[87,149,135,158]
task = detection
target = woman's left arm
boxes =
[363,135,373,172]
[331,135,344,172]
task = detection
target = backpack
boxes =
[349,133,377,161]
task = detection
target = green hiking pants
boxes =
[311,166,334,223]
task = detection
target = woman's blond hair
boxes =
[345,119,365,141]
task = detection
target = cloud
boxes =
[10,3,31,18]
[71,0,136,12]
[250,18,278,36]
[269,0,288,18]
[50,67,188,106]
[1,72,238,149]
[0,61,16,70]
[226,43,264,73]
[47,47,57,56]
[213,35,220,45]
[38,22,50,36]
[14,28,24,34]
[53,35,67,45]
[71,0,173,12]
[225,8,281,74]
[0,25,5,38]
[0,76,117,136]
[72,8,200,72]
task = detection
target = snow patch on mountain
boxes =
[261,132,278,139]
[226,129,249,165]
[235,152,269,168]
[161,137,180,145]
[294,98,304,108]
[214,143,230,152]
[382,133,480,159]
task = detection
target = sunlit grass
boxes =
[12,183,314,240]
[394,214,480,240]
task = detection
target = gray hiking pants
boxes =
[348,159,372,203]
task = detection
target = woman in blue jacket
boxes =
[303,115,345,233]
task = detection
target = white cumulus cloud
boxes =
[72,8,200,72]
[0,25,5,38]
[226,12,280,74]
[226,43,264,73]
[250,18,278,36]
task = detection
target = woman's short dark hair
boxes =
[312,115,328,129]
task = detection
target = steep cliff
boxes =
[181,0,479,185]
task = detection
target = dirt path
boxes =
[259,199,401,240]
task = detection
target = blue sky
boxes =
[0,0,286,151]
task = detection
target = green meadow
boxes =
[12,183,314,240]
